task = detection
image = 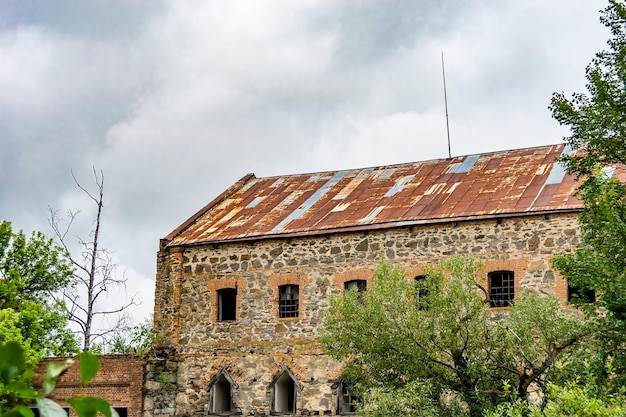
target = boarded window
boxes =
[218,288,237,321]
[279,285,299,318]
[489,271,514,307]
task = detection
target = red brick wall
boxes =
[35,355,145,417]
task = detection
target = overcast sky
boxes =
[0,0,610,326]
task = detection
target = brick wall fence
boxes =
[34,354,145,417]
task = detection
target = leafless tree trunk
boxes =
[49,168,138,351]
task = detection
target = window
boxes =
[271,368,297,413]
[31,408,70,417]
[344,279,367,292]
[414,275,428,310]
[567,281,596,304]
[338,382,358,414]
[209,370,235,413]
[488,271,514,307]
[344,279,366,303]
[114,408,128,417]
[279,285,299,318]
[218,288,237,321]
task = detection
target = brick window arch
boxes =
[207,277,246,323]
[335,269,374,294]
[481,259,527,308]
[268,273,308,320]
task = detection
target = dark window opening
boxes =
[344,279,367,303]
[414,275,429,310]
[211,374,233,413]
[344,279,367,292]
[114,408,128,417]
[279,285,299,318]
[218,288,237,321]
[273,371,296,413]
[338,382,358,414]
[567,282,596,304]
[489,271,514,308]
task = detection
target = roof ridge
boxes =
[248,143,562,181]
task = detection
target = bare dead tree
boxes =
[49,168,138,351]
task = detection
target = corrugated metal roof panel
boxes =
[166,144,619,246]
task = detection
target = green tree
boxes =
[549,0,626,178]
[0,221,78,360]
[551,172,626,388]
[99,316,154,355]
[550,0,626,391]
[487,383,626,417]
[319,256,585,417]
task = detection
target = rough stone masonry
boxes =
[145,212,579,416]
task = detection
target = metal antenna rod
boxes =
[441,51,451,158]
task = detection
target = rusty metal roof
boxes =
[165,144,610,246]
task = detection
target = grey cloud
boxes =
[0,0,610,325]
[0,0,164,39]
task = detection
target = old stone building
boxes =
[146,144,622,416]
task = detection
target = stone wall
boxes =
[149,212,580,416]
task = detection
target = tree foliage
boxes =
[319,256,586,417]
[550,0,626,178]
[487,383,626,417]
[0,221,77,360]
[550,0,626,392]
[90,316,154,355]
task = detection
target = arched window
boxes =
[488,271,514,307]
[208,368,236,413]
[279,285,299,318]
[217,288,237,321]
[270,366,298,413]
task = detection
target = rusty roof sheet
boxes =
[165,144,618,246]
